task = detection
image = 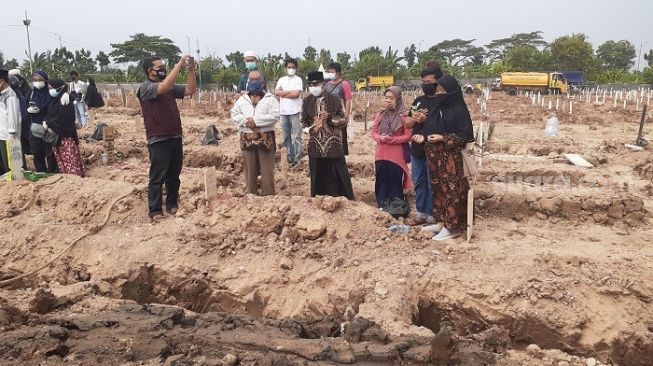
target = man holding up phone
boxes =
[404,65,443,224]
[137,55,196,221]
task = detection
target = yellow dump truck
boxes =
[355,76,394,91]
[500,72,569,95]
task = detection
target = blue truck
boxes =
[561,71,584,94]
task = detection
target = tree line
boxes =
[1,31,652,86]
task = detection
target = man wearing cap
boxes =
[231,70,280,195]
[137,54,196,221]
[236,50,259,95]
[301,71,354,199]
[0,69,22,176]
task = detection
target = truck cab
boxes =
[549,73,569,95]
[355,78,368,92]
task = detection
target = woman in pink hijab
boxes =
[371,86,413,208]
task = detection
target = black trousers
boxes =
[29,129,58,173]
[147,138,183,215]
[309,157,354,200]
[0,140,9,175]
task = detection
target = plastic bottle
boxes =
[388,225,412,234]
[544,115,559,138]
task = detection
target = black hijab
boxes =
[421,75,474,142]
[30,70,52,109]
[85,77,105,108]
[46,79,78,143]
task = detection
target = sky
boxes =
[2,0,652,68]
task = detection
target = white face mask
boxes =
[49,89,60,98]
[309,86,322,97]
[325,72,336,80]
[33,81,45,89]
[287,68,296,76]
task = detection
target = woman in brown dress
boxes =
[421,75,474,240]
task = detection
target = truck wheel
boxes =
[507,88,518,96]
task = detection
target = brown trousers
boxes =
[242,147,275,196]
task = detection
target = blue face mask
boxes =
[49,88,60,98]
[245,62,257,71]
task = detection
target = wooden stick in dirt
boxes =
[204,166,218,200]
[636,104,648,147]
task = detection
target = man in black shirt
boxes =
[404,66,443,224]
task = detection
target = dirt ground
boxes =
[1,90,652,366]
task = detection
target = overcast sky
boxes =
[2,0,651,65]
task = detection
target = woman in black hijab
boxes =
[421,75,474,240]
[85,77,105,110]
[45,80,85,177]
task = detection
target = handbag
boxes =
[30,123,46,139]
[44,128,60,145]
[461,143,478,178]
[30,123,59,145]
[383,196,410,218]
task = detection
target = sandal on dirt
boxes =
[148,212,164,222]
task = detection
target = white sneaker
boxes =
[432,228,460,241]
[426,215,436,224]
[421,222,444,233]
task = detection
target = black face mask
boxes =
[422,83,436,96]
[71,77,78,82]
[154,68,167,80]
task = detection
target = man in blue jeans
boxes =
[274,58,303,167]
[405,65,443,223]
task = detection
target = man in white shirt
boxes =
[274,58,303,168]
[0,69,22,177]
[69,70,88,127]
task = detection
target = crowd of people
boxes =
[0,67,105,179]
[225,51,473,240]
[2,50,475,240]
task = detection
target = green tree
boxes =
[358,46,382,60]
[428,39,485,66]
[215,68,241,88]
[336,52,351,70]
[110,33,181,66]
[403,43,418,68]
[596,40,636,71]
[642,67,653,84]
[0,51,18,69]
[303,46,317,62]
[225,51,245,70]
[486,31,547,61]
[96,51,111,71]
[504,46,553,71]
[318,49,332,68]
[550,33,597,71]
[198,54,225,84]
[644,49,653,67]
[73,49,96,75]
[258,53,284,81]
[298,59,318,79]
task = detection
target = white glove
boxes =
[27,106,40,114]
[73,100,78,105]
[60,93,70,106]
[43,122,48,130]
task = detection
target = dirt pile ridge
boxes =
[1,92,652,365]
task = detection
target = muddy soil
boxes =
[1,91,652,366]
